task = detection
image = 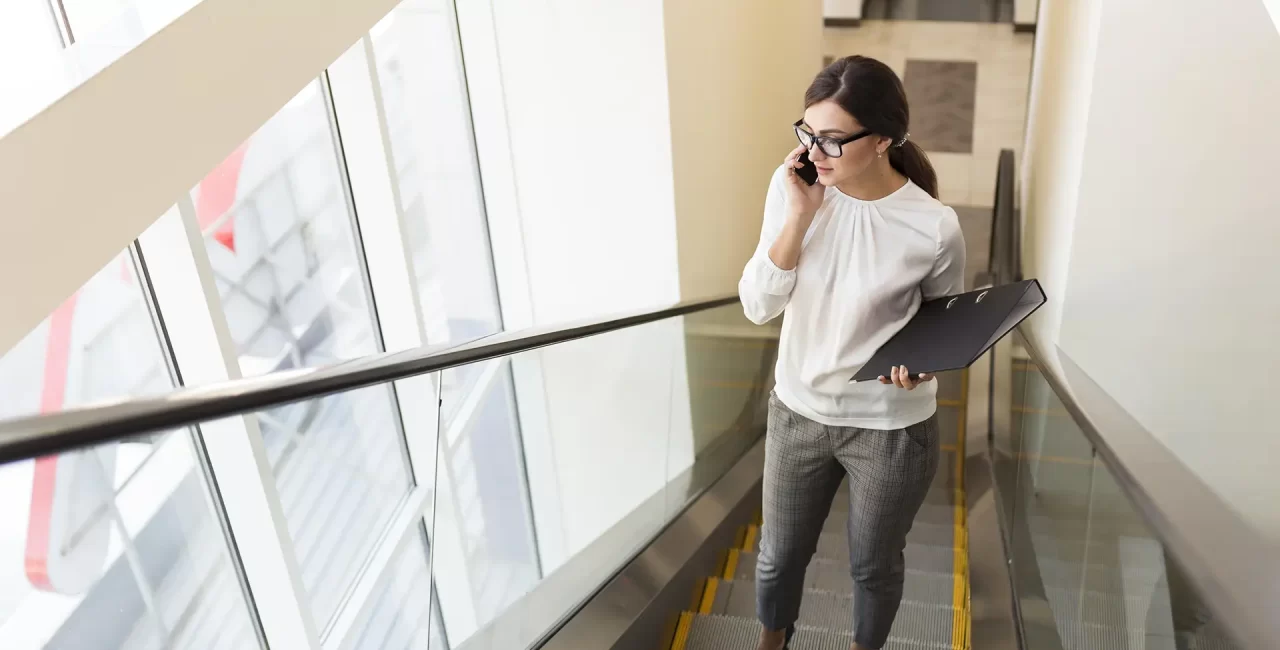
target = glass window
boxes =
[371,0,506,453]
[58,0,200,43]
[59,0,134,38]
[0,251,257,649]
[347,529,446,649]
[369,0,503,347]
[192,79,414,631]
[439,360,539,629]
[0,252,173,419]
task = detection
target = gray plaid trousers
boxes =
[756,392,939,649]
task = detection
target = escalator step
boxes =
[682,613,955,649]
[813,520,958,547]
[832,486,958,509]
[744,532,958,572]
[709,576,959,622]
[725,552,958,601]
[823,502,957,532]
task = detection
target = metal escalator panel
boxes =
[674,370,974,650]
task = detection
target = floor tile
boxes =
[974,93,1028,127]
[904,60,978,153]
[968,143,1008,205]
[930,151,972,205]
[973,117,1026,152]
[978,29,1035,64]
[976,58,1034,94]
[905,21,984,60]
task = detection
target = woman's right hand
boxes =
[783,144,826,224]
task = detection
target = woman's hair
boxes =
[804,55,938,198]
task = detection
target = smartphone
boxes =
[795,150,819,186]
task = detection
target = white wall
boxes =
[1023,0,1280,532]
[484,0,682,325]
[1018,0,1101,363]
[664,0,823,301]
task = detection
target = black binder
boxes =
[850,279,1046,383]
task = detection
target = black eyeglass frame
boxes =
[793,119,874,158]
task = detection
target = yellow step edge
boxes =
[743,525,759,551]
[671,611,693,650]
[714,549,730,581]
[686,577,706,612]
[723,548,741,580]
[951,370,971,649]
[699,577,719,615]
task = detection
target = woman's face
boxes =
[800,100,893,187]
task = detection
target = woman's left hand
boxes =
[878,365,934,390]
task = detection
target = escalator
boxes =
[0,153,1273,650]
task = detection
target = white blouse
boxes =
[739,165,967,430]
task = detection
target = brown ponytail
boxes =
[804,56,939,199]
[887,139,938,199]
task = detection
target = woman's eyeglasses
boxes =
[794,120,873,158]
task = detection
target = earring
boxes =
[877,150,883,158]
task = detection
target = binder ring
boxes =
[976,291,989,303]
[946,298,959,309]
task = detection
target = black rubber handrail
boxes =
[989,149,1279,648]
[987,148,1017,285]
[0,295,740,464]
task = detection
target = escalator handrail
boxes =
[0,294,740,464]
[990,149,1280,648]
[988,148,1017,285]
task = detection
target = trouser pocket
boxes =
[902,414,938,451]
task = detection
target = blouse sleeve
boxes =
[920,206,967,299]
[739,165,797,324]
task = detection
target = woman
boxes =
[739,55,966,650]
